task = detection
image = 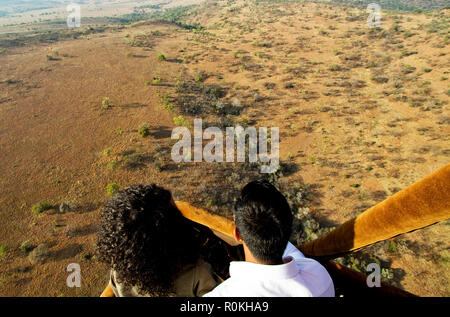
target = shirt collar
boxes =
[229,256,298,280]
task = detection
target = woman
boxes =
[96,184,220,297]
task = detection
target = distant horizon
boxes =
[0,0,193,27]
[1,0,449,21]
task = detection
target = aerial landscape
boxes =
[0,0,448,297]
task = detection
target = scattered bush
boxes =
[106,183,120,196]
[138,123,150,137]
[166,103,174,111]
[264,82,276,90]
[194,71,206,83]
[102,97,112,109]
[103,147,112,156]
[19,240,34,253]
[401,49,418,57]
[252,41,271,47]
[366,61,377,68]
[403,30,416,38]
[329,64,342,71]
[107,160,120,171]
[371,75,389,83]
[46,55,58,61]
[416,87,431,95]
[173,115,190,127]
[32,202,52,215]
[152,77,162,85]
[402,65,416,74]
[157,54,166,61]
[160,94,175,111]
[387,240,397,253]
[0,245,8,257]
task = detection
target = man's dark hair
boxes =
[234,180,293,263]
[96,184,200,296]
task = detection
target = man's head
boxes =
[233,180,293,264]
[96,184,198,296]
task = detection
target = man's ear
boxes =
[233,226,242,242]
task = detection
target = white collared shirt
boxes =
[203,242,335,297]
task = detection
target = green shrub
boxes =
[173,115,190,127]
[102,97,112,109]
[138,123,150,137]
[387,240,397,253]
[194,72,206,82]
[0,245,8,257]
[329,64,342,71]
[416,87,431,95]
[252,41,271,48]
[106,183,120,196]
[403,30,415,38]
[423,68,432,73]
[402,65,416,74]
[19,240,33,253]
[401,49,418,57]
[32,202,52,215]
[144,80,151,86]
[157,54,166,61]
[152,77,162,85]
[371,75,389,83]
[125,51,133,57]
[107,160,120,171]
[103,147,112,156]
[166,103,174,112]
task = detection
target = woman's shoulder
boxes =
[174,258,219,297]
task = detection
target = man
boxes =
[204,180,335,297]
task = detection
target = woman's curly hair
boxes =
[96,184,200,296]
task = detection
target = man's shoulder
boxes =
[282,242,334,297]
[204,243,335,297]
